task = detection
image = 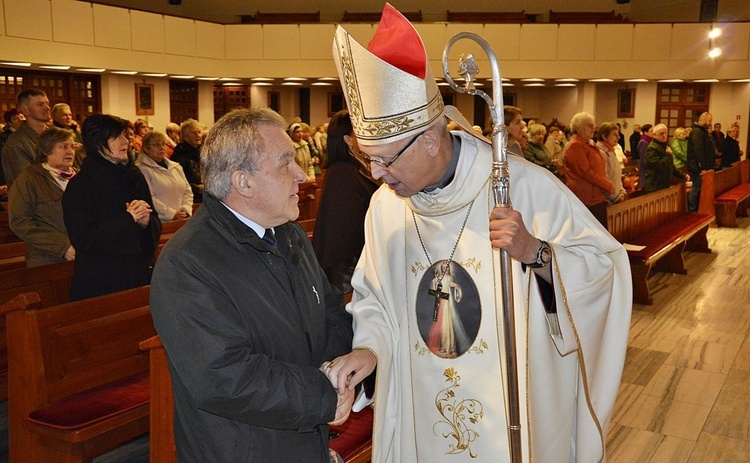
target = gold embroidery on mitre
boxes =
[433,368,484,458]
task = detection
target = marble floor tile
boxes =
[732,339,750,372]
[641,364,726,408]
[618,394,712,441]
[665,338,742,374]
[606,424,694,463]
[621,347,670,386]
[610,382,644,425]
[687,432,750,463]
[703,370,750,441]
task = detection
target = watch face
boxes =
[541,247,552,263]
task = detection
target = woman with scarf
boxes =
[63,114,161,300]
[9,127,77,267]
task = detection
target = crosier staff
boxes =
[442,33,522,463]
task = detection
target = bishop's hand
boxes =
[322,349,376,395]
[489,206,540,263]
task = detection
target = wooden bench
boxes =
[0,241,26,273]
[549,10,629,23]
[607,183,713,305]
[7,286,155,463]
[701,161,750,227]
[0,210,22,244]
[0,218,186,271]
[299,181,322,221]
[298,218,315,240]
[343,10,422,22]
[447,10,530,23]
[140,334,372,463]
[0,260,75,401]
[242,11,320,24]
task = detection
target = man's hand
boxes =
[328,387,354,426]
[322,349,376,395]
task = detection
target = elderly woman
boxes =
[9,127,77,267]
[312,110,380,293]
[171,119,204,202]
[136,131,193,221]
[289,122,316,181]
[670,127,688,171]
[523,123,554,173]
[62,114,161,301]
[595,122,626,204]
[504,105,525,157]
[563,112,615,206]
[644,123,687,193]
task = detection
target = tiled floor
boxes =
[607,216,750,463]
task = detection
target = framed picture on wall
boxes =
[268,91,280,113]
[504,93,517,108]
[328,92,344,117]
[617,88,635,118]
[135,83,154,115]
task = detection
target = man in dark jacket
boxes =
[687,111,716,212]
[720,125,741,168]
[150,108,354,462]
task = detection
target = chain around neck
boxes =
[412,198,475,278]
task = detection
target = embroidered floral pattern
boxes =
[457,257,481,273]
[414,342,429,356]
[466,339,489,355]
[433,368,483,458]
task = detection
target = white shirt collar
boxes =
[220,202,268,239]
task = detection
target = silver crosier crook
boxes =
[442,33,523,463]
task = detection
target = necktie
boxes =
[262,228,277,249]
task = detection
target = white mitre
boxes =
[332,3,446,147]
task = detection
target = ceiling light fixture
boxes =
[39,65,70,70]
[589,78,613,82]
[555,78,579,82]
[250,77,272,81]
[171,75,195,79]
[251,82,273,86]
[521,78,544,82]
[284,77,307,81]
[142,73,168,77]
[623,78,648,82]
[111,70,138,75]
[77,68,106,72]
[311,82,333,86]
[1,62,32,67]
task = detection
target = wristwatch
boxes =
[527,241,552,269]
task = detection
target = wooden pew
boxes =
[0,210,22,244]
[298,218,315,240]
[0,241,26,273]
[298,181,322,221]
[243,11,320,24]
[0,218,186,271]
[549,10,629,23]
[141,334,373,463]
[7,286,155,463]
[447,10,530,23]
[606,183,713,305]
[709,161,750,227]
[343,10,422,22]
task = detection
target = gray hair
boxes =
[179,119,202,140]
[652,123,668,134]
[51,103,71,119]
[165,122,180,135]
[528,123,546,138]
[201,108,287,200]
[570,112,594,133]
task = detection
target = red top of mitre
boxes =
[366,3,427,79]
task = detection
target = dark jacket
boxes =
[720,135,741,168]
[313,157,379,291]
[8,164,71,267]
[150,194,353,463]
[1,121,41,188]
[171,142,203,202]
[644,139,685,193]
[62,154,161,301]
[629,131,641,158]
[686,123,716,174]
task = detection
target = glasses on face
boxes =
[354,133,421,169]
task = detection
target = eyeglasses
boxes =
[354,133,421,169]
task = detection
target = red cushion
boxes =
[716,184,750,203]
[329,406,373,459]
[626,213,712,262]
[28,372,149,430]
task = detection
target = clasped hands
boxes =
[320,349,377,426]
[126,200,152,228]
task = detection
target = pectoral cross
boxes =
[429,283,449,321]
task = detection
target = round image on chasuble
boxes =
[416,260,481,359]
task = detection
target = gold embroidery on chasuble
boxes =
[434,368,484,458]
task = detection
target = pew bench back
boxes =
[7,286,155,462]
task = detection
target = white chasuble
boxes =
[349,131,632,463]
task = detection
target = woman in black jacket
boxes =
[63,114,161,300]
[313,110,380,293]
